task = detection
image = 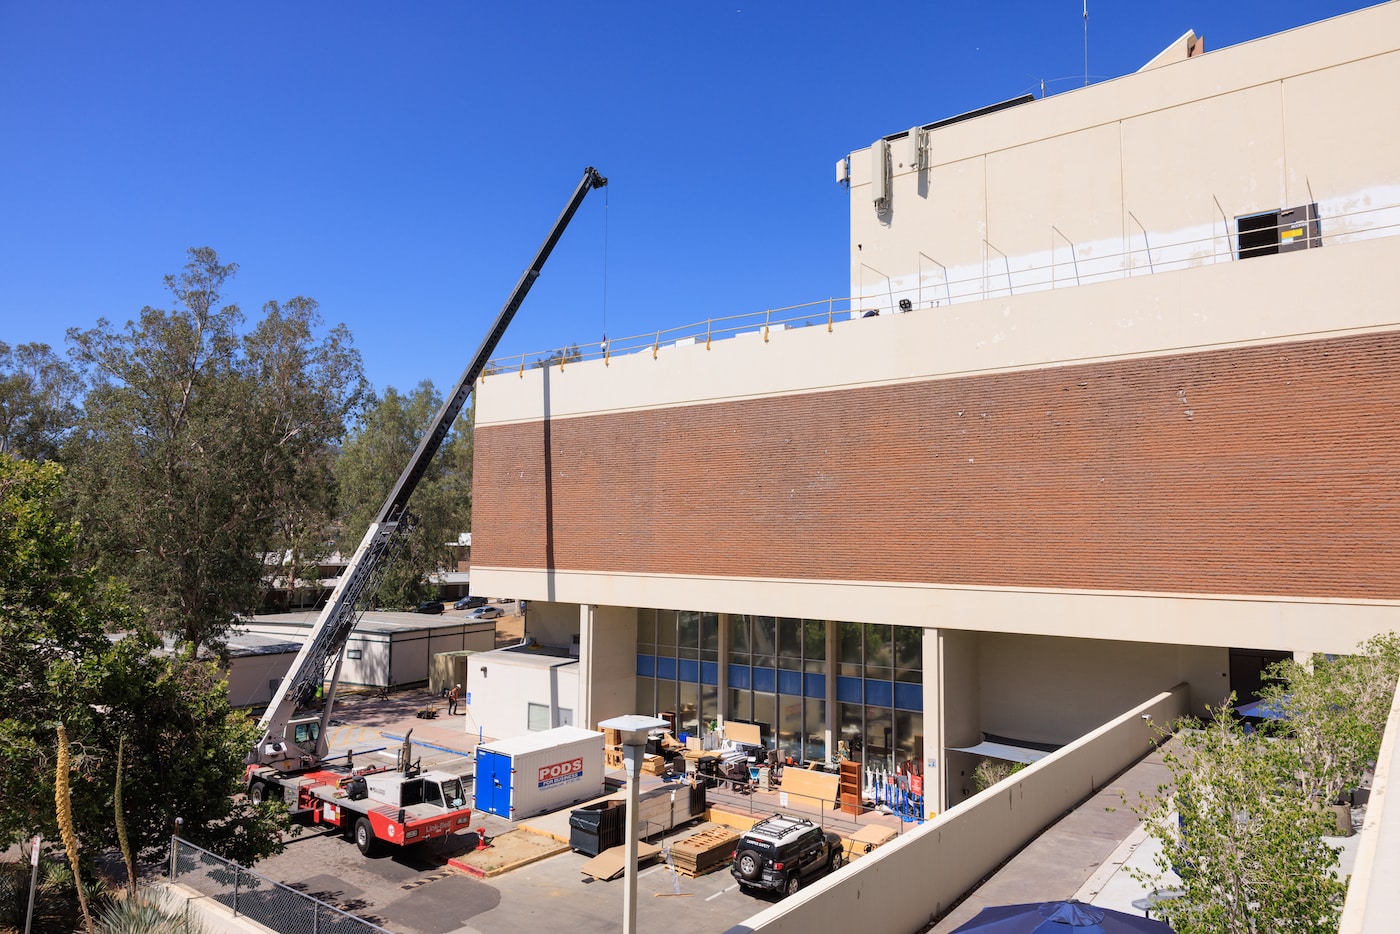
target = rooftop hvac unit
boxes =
[871,139,889,212]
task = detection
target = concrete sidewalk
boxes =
[927,749,1171,932]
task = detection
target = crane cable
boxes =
[602,183,610,361]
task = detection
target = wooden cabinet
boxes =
[839,759,861,814]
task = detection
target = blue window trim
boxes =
[894,681,923,711]
[678,658,700,683]
[728,664,751,690]
[656,656,677,681]
[864,679,893,707]
[700,661,719,686]
[777,669,802,696]
[636,654,655,678]
[836,677,863,704]
[752,667,776,693]
[803,673,825,699]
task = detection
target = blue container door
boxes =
[474,749,513,818]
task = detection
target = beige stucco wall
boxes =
[580,603,638,729]
[843,3,1400,311]
[467,653,580,742]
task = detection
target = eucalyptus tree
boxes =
[64,248,369,652]
[333,381,474,609]
[0,340,82,461]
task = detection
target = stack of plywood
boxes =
[605,745,624,769]
[669,827,739,878]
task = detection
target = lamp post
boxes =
[599,714,669,934]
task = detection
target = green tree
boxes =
[1257,634,1400,805]
[333,382,473,608]
[0,341,83,461]
[532,343,582,369]
[1130,704,1345,934]
[64,248,369,652]
[0,456,290,870]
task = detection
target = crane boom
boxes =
[251,166,608,768]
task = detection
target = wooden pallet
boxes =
[669,827,738,878]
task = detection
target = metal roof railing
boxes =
[486,201,1400,375]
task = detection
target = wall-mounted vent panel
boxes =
[1237,203,1320,260]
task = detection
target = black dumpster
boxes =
[569,799,626,856]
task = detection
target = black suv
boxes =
[730,814,844,897]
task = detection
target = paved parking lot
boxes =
[250,812,769,934]
[240,687,776,934]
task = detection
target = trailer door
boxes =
[474,749,513,818]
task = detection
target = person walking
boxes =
[448,684,460,715]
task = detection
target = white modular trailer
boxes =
[474,726,605,820]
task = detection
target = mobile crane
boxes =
[245,167,608,856]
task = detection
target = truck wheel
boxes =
[735,849,762,881]
[828,848,845,873]
[354,818,378,857]
[784,872,801,897]
[249,781,267,805]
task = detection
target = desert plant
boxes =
[95,890,205,934]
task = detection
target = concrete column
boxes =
[922,627,943,812]
[826,620,838,763]
[579,604,596,729]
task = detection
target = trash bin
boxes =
[568,799,626,856]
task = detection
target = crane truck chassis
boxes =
[244,167,608,856]
[246,745,471,856]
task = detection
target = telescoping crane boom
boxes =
[251,166,608,772]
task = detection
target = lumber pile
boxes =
[669,827,738,878]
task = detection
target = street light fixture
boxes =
[599,714,670,934]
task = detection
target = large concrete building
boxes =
[469,2,1400,816]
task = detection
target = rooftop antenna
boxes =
[1083,1,1089,88]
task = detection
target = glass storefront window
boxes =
[678,610,700,660]
[728,687,752,722]
[864,704,893,770]
[839,622,863,677]
[636,676,654,716]
[752,616,776,669]
[895,626,922,682]
[778,617,802,670]
[752,693,777,747]
[700,613,719,663]
[777,694,803,762]
[803,698,826,763]
[701,684,718,732]
[679,681,699,736]
[658,610,679,650]
[637,608,657,657]
[865,624,892,680]
[804,619,826,667]
[729,615,750,664]
[896,710,924,773]
[837,702,863,762]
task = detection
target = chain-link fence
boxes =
[168,836,393,934]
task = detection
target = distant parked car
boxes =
[464,605,504,620]
[454,595,488,611]
[414,601,445,615]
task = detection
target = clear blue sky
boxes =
[0,1,1379,396]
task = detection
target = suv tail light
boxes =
[774,861,785,871]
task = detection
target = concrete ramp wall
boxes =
[726,684,1191,934]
